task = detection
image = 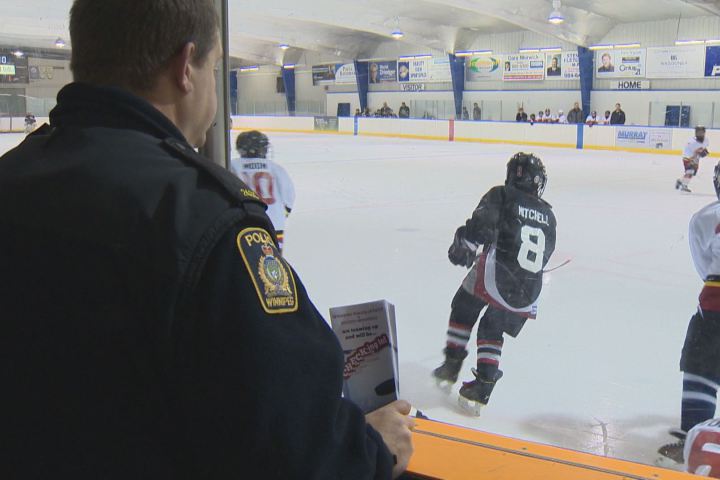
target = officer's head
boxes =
[69,0,221,148]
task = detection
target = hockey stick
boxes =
[543,258,572,273]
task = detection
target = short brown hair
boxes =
[70,0,218,91]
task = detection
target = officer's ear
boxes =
[170,42,197,95]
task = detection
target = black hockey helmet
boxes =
[236,130,269,158]
[506,152,547,197]
[714,161,720,200]
[696,125,707,133]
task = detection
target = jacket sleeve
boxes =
[464,187,504,245]
[170,224,393,479]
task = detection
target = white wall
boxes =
[463,90,581,122]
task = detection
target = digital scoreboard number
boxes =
[0,52,28,83]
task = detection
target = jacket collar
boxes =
[50,82,188,143]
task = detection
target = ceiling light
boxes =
[283,64,295,69]
[54,37,66,48]
[540,47,562,52]
[454,51,472,57]
[706,39,720,44]
[472,50,492,56]
[615,43,640,49]
[675,40,704,46]
[548,0,564,24]
[589,44,613,51]
[239,66,259,72]
[12,50,24,58]
[279,43,290,50]
[391,30,404,40]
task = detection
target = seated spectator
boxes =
[600,110,611,125]
[586,110,599,126]
[363,107,372,117]
[516,107,528,122]
[529,113,536,124]
[462,106,470,120]
[610,103,626,125]
[398,102,410,119]
[567,102,583,124]
[556,109,567,124]
[544,108,552,123]
[354,108,361,117]
[473,103,481,121]
[537,111,545,123]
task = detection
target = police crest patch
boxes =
[237,228,298,314]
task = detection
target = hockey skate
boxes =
[458,368,503,416]
[432,348,468,392]
[675,179,691,192]
[658,428,686,465]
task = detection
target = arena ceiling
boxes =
[0,0,715,64]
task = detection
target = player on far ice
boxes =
[24,113,36,134]
[433,153,557,416]
[231,130,295,252]
[676,126,710,193]
[660,162,720,465]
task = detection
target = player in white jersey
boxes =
[684,418,720,477]
[676,126,710,193]
[231,131,295,251]
[659,162,720,464]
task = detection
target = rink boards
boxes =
[407,419,693,480]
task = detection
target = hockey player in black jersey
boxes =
[433,152,557,415]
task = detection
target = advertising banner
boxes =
[334,63,356,85]
[465,55,503,81]
[545,52,580,80]
[646,46,705,78]
[368,60,397,84]
[705,46,720,77]
[595,49,646,78]
[312,64,336,85]
[502,53,545,81]
[398,56,451,83]
[615,126,673,150]
[313,116,339,132]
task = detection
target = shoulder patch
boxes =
[236,227,298,314]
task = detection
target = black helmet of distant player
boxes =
[506,152,547,197]
[236,130,269,158]
[714,162,720,200]
[696,125,707,143]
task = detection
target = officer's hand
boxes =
[366,400,416,479]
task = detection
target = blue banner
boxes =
[705,46,720,77]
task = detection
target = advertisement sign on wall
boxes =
[705,46,720,77]
[334,63,356,85]
[502,53,545,81]
[368,60,397,84]
[312,64,336,85]
[595,49,646,78]
[545,52,580,80]
[398,57,451,83]
[616,127,672,150]
[646,46,705,78]
[465,55,503,81]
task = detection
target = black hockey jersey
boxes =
[462,185,557,317]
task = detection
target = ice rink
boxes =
[2,129,714,468]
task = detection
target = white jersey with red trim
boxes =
[684,137,710,162]
[690,201,720,281]
[685,418,720,477]
[230,157,296,232]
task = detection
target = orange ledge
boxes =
[406,419,693,479]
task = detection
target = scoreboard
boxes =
[0,51,29,83]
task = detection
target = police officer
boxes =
[0,1,414,478]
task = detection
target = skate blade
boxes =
[654,455,683,469]
[434,377,455,393]
[458,396,486,417]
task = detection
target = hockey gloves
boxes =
[448,226,479,268]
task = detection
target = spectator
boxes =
[610,103,626,125]
[462,106,470,120]
[600,110,611,125]
[516,107,528,122]
[354,108,361,117]
[586,110,599,126]
[398,102,410,119]
[363,107,372,117]
[567,102,583,124]
[537,111,544,123]
[529,113,536,124]
[0,0,415,478]
[544,108,552,123]
[473,102,481,121]
[556,109,567,124]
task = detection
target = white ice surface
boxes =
[2,130,712,468]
